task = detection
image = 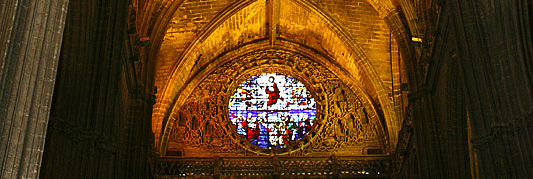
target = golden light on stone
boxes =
[149,0,402,177]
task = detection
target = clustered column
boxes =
[450,0,533,178]
[0,0,69,178]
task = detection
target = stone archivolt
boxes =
[165,49,387,157]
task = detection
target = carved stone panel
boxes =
[166,50,385,157]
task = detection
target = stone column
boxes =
[449,0,533,178]
[408,92,446,179]
[0,0,69,178]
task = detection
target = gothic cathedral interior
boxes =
[0,0,532,179]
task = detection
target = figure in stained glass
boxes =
[229,73,316,148]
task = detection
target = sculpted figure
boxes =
[335,88,346,114]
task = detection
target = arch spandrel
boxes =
[152,0,267,142]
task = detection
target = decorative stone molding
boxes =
[471,112,533,148]
[154,156,391,178]
[48,118,119,154]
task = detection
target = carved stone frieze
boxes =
[154,156,392,178]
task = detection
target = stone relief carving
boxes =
[167,50,383,157]
[154,157,392,177]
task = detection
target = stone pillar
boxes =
[38,0,143,178]
[330,154,339,179]
[408,92,446,179]
[449,0,533,178]
[213,156,221,179]
[0,0,69,178]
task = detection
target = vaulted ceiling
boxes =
[132,0,416,155]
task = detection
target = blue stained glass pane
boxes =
[228,73,316,148]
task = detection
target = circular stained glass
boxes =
[228,73,316,149]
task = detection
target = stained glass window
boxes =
[228,73,316,148]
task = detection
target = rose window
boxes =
[228,73,316,149]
